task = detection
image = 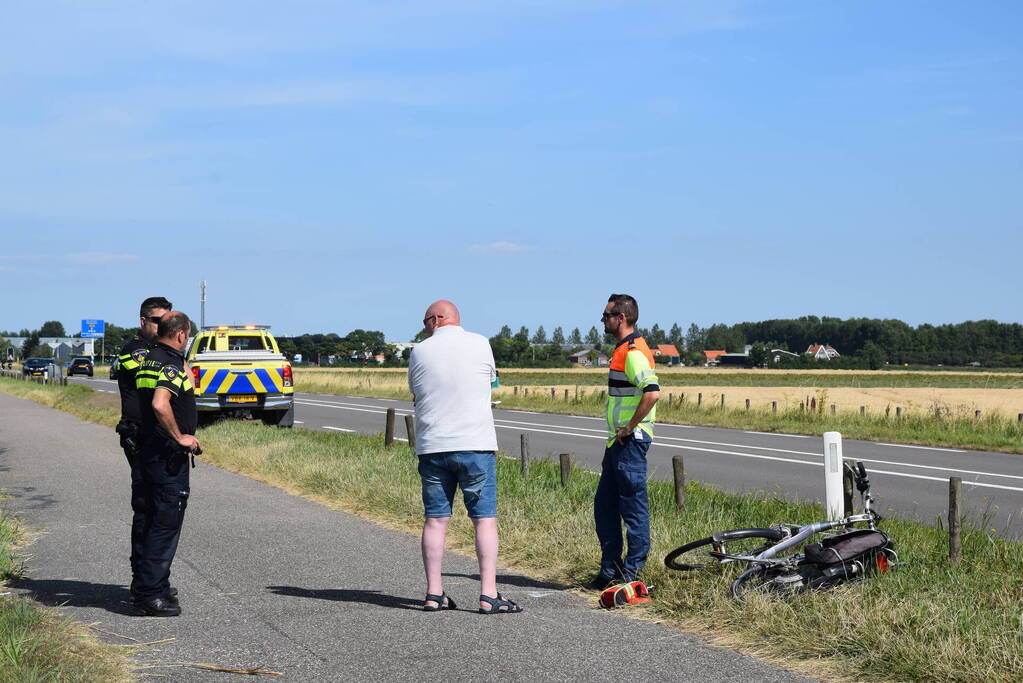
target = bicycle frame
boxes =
[715,462,881,567]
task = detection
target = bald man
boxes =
[407,300,522,614]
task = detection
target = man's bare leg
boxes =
[422,516,450,607]
[473,516,498,608]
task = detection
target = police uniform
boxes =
[594,333,659,583]
[134,342,197,603]
[115,335,151,594]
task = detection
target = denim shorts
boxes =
[417,451,497,519]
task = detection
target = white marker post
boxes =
[823,431,844,520]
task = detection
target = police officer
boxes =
[134,311,200,617]
[115,296,172,602]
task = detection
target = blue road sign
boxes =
[81,319,105,338]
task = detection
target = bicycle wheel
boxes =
[730,565,806,599]
[664,528,784,571]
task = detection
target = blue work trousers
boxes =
[594,431,651,582]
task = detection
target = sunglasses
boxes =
[144,315,164,324]
[423,314,444,326]
[601,310,621,320]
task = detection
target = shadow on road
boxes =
[443,572,567,590]
[9,577,139,616]
[266,586,420,611]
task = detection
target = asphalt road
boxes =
[1,390,814,681]
[70,375,1023,538]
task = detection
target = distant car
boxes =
[22,358,52,377]
[109,357,120,380]
[68,357,94,377]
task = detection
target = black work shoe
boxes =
[586,574,620,590]
[131,585,178,605]
[136,597,181,617]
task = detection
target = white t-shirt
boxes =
[408,325,498,456]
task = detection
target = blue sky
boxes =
[2,1,1020,340]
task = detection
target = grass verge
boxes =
[0,509,133,682]
[2,377,1022,681]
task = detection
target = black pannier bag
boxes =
[804,529,893,569]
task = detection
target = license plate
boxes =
[226,395,258,403]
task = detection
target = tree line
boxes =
[4,315,1022,368]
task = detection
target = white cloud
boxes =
[468,241,529,254]
[65,252,138,264]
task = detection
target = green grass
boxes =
[2,377,1021,681]
[0,511,133,683]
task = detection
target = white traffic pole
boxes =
[823,431,844,520]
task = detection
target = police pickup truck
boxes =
[186,325,294,427]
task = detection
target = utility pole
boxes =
[200,280,207,330]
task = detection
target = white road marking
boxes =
[877,443,967,453]
[745,431,811,439]
[293,421,304,424]
[323,426,355,432]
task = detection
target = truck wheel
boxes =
[261,403,294,428]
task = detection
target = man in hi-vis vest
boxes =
[592,294,660,588]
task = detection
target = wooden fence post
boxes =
[514,386,518,395]
[697,392,702,407]
[564,389,569,401]
[745,398,750,410]
[559,454,571,487]
[949,477,962,563]
[771,401,777,414]
[672,455,686,511]
[974,410,982,419]
[520,434,529,474]
[896,407,902,418]
[860,406,865,416]
[550,387,556,399]
[831,404,836,415]
[720,394,725,408]
[404,414,416,451]
[384,408,395,446]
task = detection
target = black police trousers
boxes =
[135,444,190,601]
[118,422,147,593]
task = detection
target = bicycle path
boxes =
[0,392,813,682]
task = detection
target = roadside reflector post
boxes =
[949,477,962,563]
[520,434,529,474]
[672,455,686,511]
[823,432,844,520]
[842,463,855,518]
[384,408,395,446]
[559,453,571,487]
[404,414,416,451]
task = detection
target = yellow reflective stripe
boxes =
[136,378,157,389]
[120,357,140,370]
